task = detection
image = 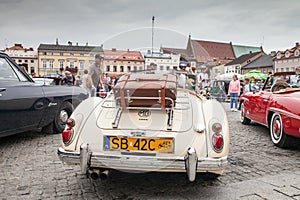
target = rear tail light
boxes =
[62,118,75,145]
[62,129,73,144]
[66,118,75,128]
[212,133,224,152]
[100,89,106,98]
[211,122,223,152]
[212,122,222,133]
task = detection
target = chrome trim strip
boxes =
[58,147,227,172]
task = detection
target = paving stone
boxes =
[0,104,299,199]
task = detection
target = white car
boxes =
[33,77,56,85]
[57,72,229,182]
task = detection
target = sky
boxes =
[1,0,300,53]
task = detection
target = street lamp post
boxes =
[152,16,155,56]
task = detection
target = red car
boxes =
[239,72,300,148]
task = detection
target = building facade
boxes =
[242,54,274,74]
[162,34,262,79]
[3,44,38,75]
[37,41,103,76]
[144,51,180,71]
[225,51,265,74]
[103,48,144,76]
[274,42,300,73]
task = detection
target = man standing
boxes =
[88,54,104,97]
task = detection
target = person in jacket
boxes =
[228,74,240,111]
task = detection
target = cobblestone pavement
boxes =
[1,103,300,199]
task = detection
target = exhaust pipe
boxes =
[99,170,110,180]
[90,169,100,180]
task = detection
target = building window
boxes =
[18,59,22,63]
[31,60,34,63]
[286,67,289,72]
[42,60,46,68]
[59,61,64,69]
[113,66,117,72]
[80,53,84,56]
[90,53,94,57]
[24,60,28,63]
[166,66,170,70]
[60,52,64,56]
[70,61,74,68]
[160,66,164,70]
[139,66,143,70]
[43,52,46,55]
[120,66,124,72]
[49,60,54,69]
[80,61,84,70]
[292,67,295,71]
[30,67,35,73]
[49,52,53,56]
[276,68,279,72]
[70,52,74,56]
[127,66,131,72]
[134,66,137,71]
[281,68,284,72]
[106,66,110,72]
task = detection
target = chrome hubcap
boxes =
[59,110,68,123]
[272,117,281,140]
[240,105,245,121]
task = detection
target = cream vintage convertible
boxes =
[57,72,229,182]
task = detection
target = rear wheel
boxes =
[270,113,291,148]
[54,101,74,133]
[240,102,251,125]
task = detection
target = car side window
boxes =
[0,57,28,82]
[0,57,19,80]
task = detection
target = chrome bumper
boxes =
[58,143,227,182]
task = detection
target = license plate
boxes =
[104,136,174,153]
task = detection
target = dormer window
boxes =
[276,52,281,59]
[294,49,300,57]
[285,51,290,58]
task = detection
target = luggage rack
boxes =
[101,93,190,130]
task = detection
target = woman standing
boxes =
[228,74,240,112]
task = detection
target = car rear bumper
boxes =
[58,143,228,182]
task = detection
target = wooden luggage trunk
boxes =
[114,73,177,109]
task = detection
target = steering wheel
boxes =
[271,81,291,92]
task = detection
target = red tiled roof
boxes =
[225,51,263,66]
[104,49,144,61]
[6,44,34,51]
[161,47,188,57]
[274,43,300,61]
[191,40,235,63]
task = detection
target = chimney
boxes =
[86,42,88,46]
[249,51,252,54]
[112,48,116,52]
[56,38,59,45]
[76,42,78,46]
[68,41,72,46]
[270,51,276,56]
[296,42,299,47]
